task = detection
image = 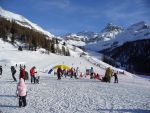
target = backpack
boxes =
[24,71,29,80]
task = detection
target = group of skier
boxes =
[16,65,38,107]
[56,67,80,80]
[8,65,38,83]
[0,64,118,108]
[102,67,118,83]
[88,66,118,83]
[56,66,118,83]
[16,65,39,107]
[0,65,38,108]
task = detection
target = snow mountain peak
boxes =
[127,21,149,32]
[101,23,123,33]
[62,23,124,46]
[85,21,150,51]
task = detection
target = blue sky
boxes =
[1,0,150,36]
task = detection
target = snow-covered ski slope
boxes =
[0,39,150,113]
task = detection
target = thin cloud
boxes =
[32,0,104,18]
[102,0,150,24]
[42,0,70,9]
[32,0,71,11]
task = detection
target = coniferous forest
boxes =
[100,39,150,74]
[0,17,70,56]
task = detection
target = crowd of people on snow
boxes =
[0,64,40,108]
[56,67,80,80]
[0,64,119,108]
[55,66,118,84]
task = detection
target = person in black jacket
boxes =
[113,72,118,83]
[57,67,62,80]
[0,65,2,76]
[11,66,17,81]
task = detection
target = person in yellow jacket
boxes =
[105,67,113,83]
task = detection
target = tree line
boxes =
[0,17,70,56]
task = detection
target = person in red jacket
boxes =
[19,66,25,80]
[30,66,37,83]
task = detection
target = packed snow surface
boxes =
[0,40,150,113]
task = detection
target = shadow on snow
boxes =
[97,108,150,113]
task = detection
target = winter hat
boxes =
[33,66,36,69]
[20,66,24,69]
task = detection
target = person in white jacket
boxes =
[16,78,27,107]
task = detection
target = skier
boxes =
[90,67,94,79]
[30,66,37,84]
[70,67,74,78]
[80,72,83,78]
[94,73,101,80]
[75,67,79,78]
[113,72,118,83]
[16,78,27,107]
[11,66,17,82]
[73,68,76,78]
[63,69,67,78]
[19,66,26,81]
[0,65,2,76]
[57,67,62,80]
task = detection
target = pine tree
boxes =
[11,34,15,44]
[66,48,70,56]
[62,46,66,55]
[56,38,59,44]
[56,44,61,54]
[46,39,51,54]
[51,43,55,53]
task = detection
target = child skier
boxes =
[16,78,27,107]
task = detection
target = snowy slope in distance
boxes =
[85,21,150,51]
